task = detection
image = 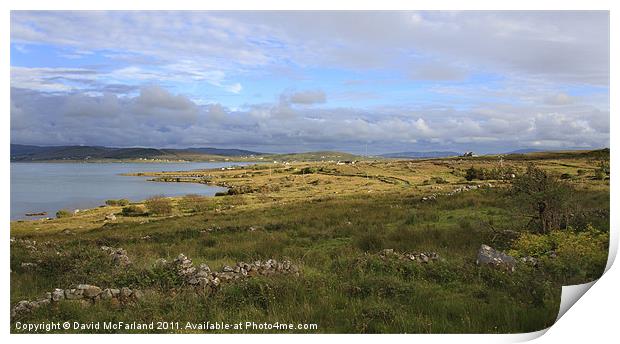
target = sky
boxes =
[10,11,610,154]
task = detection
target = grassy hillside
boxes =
[10,150,609,333]
[10,144,265,162]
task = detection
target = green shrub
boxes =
[593,161,608,180]
[511,164,574,233]
[105,199,130,206]
[179,194,210,213]
[121,205,147,216]
[509,224,608,283]
[145,195,173,215]
[55,209,72,218]
[430,176,449,184]
[297,167,318,175]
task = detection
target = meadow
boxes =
[10,150,610,333]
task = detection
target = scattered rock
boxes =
[101,246,131,266]
[104,213,117,221]
[379,248,440,263]
[421,183,492,202]
[51,288,65,302]
[521,256,539,267]
[167,254,299,292]
[20,262,38,269]
[78,284,102,298]
[476,244,517,272]
[64,288,83,300]
[11,284,143,318]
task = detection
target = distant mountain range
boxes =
[504,148,549,154]
[380,151,461,159]
[10,144,265,161]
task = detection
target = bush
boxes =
[105,199,130,206]
[179,194,210,213]
[297,167,318,175]
[465,165,516,181]
[55,209,72,218]
[430,176,449,184]
[145,195,173,215]
[593,161,609,180]
[121,205,147,216]
[509,224,608,283]
[511,164,574,233]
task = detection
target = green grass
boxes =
[10,153,610,333]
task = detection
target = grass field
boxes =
[10,150,610,333]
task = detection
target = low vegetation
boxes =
[144,195,173,216]
[10,149,609,333]
[105,199,130,206]
[55,209,72,218]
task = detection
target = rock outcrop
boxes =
[476,244,517,272]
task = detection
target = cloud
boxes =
[284,90,327,105]
[544,92,577,105]
[409,63,468,81]
[10,85,609,153]
[9,12,609,153]
[11,11,609,85]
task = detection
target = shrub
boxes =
[509,224,608,283]
[430,176,449,184]
[297,167,318,175]
[465,166,483,181]
[179,194,210,213]
[511,164,575,233]
[122,205,147,216]
[145,195,173,215]
[593,161,609,180]
[465,165,517,181]
[105,199,130,206]
[55,209,72,218]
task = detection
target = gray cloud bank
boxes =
[11,85,609,154]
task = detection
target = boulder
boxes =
[64,288,84,300]
[105,213,117,221]
[476,244,517,272]
[133,290,144,300]
[51,288,65,302]
[120,287,132,298]
[100,289,113,300]
[78,284,102,298]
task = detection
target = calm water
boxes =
[10,162,251,220]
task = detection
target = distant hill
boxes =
[266,151,362,162]
[172,147,263,157]
[10,144,265,161]
[505,148,548,154]
[381,151,461,159]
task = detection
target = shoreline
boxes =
[10,162,246,223]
